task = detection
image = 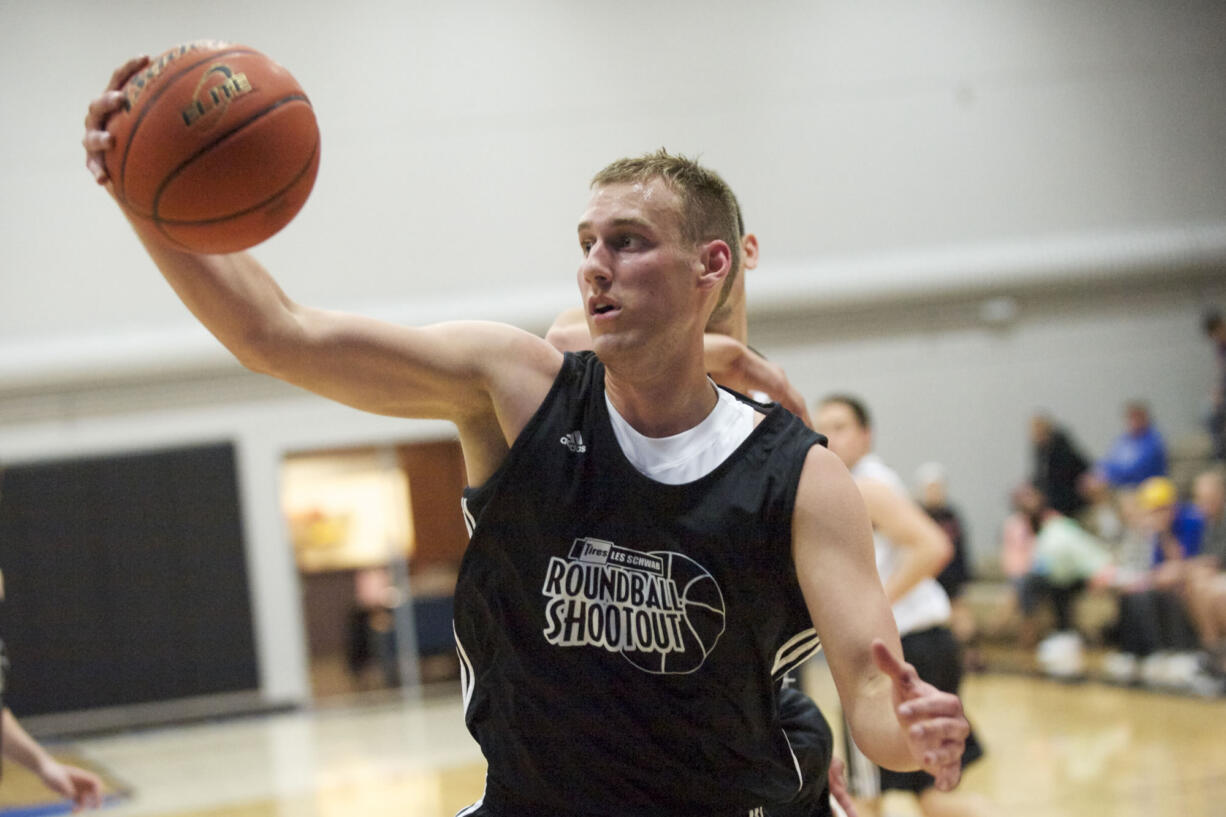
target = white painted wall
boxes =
[2,0,1225,713]
[3,0,1225,366]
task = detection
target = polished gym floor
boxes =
[5,653,1224,817]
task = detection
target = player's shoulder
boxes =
[453,320,564,377]
[797,445,862,507]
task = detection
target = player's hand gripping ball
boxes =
[104,41,320,254]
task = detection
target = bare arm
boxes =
[85,58,561,484]
[544,307,592,352]
[793,447,967,786]
[700,334,812,425]
[857,479,953,604]
[3,708,104,810]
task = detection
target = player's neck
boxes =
[603,357,718,438]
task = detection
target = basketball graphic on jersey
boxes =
[640,550,726,674]
[541,538,726,675]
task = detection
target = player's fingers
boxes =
[106,55,149,93]
[920,739,966,770]
[931,761,963,792]
[908,716,970,745]
[82,129,114,152]
[84,90,126,130]
[898,693,965,723]
[871,638,918,692]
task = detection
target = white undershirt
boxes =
[605,381,757,485]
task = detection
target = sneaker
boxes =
[1187,669,1226,698]
[1101,651,1138,684]
[1037,631,1084,679]
[1140,652,1175,689]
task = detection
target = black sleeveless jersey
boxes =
[455,351,826,817]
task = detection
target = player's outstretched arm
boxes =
[792,447,968,786]
[83,57,561,481]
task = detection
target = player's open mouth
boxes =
[589,298,621,319]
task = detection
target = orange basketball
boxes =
[105,41,320,254]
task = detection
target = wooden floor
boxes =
[4,657,1225,817]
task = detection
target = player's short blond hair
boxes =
[592,149,742,309]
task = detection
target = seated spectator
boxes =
[1097,401,1168,490]
[1184,469,1226,686]
[1192,468,1226,564]
[1101,476,1208,691]
[1030,413,1090,517]
[1077,470,1126,545]
[1012,484,1114,678]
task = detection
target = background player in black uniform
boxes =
[84,60,969,816]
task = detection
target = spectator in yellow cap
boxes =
[1102,476,1213,691]
[1137,476,1205,572]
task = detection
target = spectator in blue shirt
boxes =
[1137,476,1204,567]
[1098,401,1167,489]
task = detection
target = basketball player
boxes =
[815,396,988,817]
[83,59,968,817]
[545,216,853,816]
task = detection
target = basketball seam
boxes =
[148,94,315,224]
[114,47,260,206]
[141,125,317,252]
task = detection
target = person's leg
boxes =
[1048,579,1087,633]
[1155,590,1200,652]
[1016,573,1051,648]
[1117,590,1162,657]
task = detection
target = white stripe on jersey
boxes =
[461,496,476,538]
[454,622,475,714]
[779,726,806,797]
[772,628,823,677]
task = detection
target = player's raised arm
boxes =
[792,445,968,785]
[84,57,562,484]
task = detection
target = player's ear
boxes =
[697,239,731,293]
[742,233,760,271]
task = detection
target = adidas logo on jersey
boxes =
[560,431,587,453]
